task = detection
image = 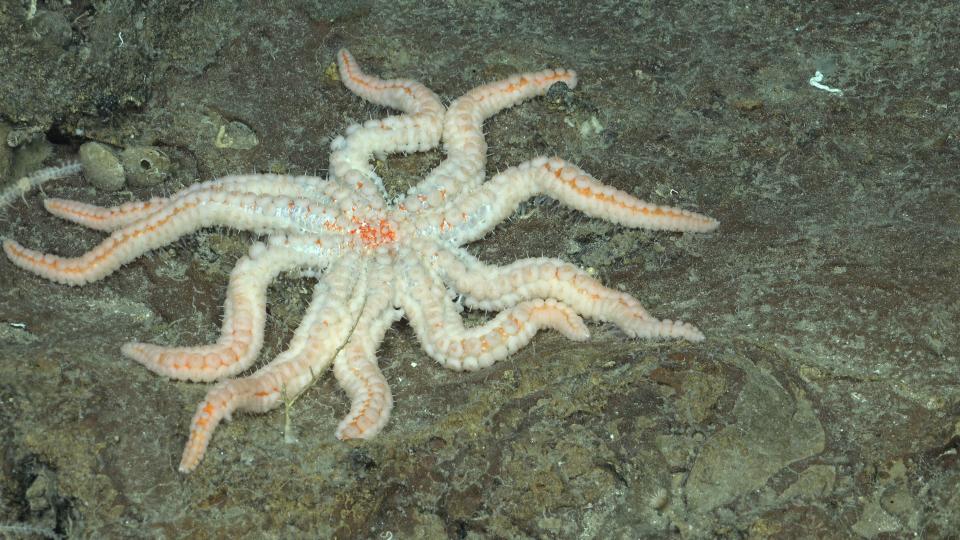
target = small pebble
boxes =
[214,121,259,150]
[79,142,125,191]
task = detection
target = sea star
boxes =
[2,49,718,473]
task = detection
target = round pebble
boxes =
[121,146,171,187]
[79,142,125,191]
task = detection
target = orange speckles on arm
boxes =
[253,388,276,399]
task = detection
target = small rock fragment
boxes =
[214,121,259,150]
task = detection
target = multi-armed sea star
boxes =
[3,49,718,472]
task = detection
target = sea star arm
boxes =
[3,188,349,286]
[331,49,444,199]
[332,269,402,440]
[43,196,171,232]
[336,48,445,126]
[403,66,578,208]
[178,254,367,473]
[42,174,345,232]
[398,254,589,372]
[418,157,718,247]
[429,242,705,341]
[122,236,337,382]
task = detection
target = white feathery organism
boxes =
[0,161,83,208]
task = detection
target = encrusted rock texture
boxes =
[0,1,957,538]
